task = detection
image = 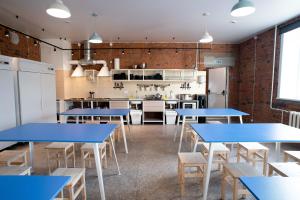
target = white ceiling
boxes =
[0,0,299,44]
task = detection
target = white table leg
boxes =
[126,114,131,133]
[239,116,243,124]
[193,134,199,152]
[29,142,34,168]
[203,143,215,200]
[275,142,281,161]
[93,143,106,200]
[120,116,128,154]
[76,116,79,124]
[227,116,231,124]
[173,115,180,142]
[178,116,186,152]
[110,134,121,175]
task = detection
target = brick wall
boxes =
[238,16,300,123]
[0,25,41,61]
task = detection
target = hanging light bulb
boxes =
[46,0,71,19]
[121,49,125,55]
[199,31,213,43]
[88,13,103,44]
[231,0,255,17]
[71,64,84,77]
[148,49,151,55]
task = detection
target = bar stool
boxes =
[45,142,76,173]
[178,152,207,196]
[221,163,260,200]
[0,150,27,167]
[284,151,300,162]
[52,168,86,200]
[200,143,230,170]
[81,143,107,168]
[237,142,269,175]
[268,162,300,177]
[0,166,31,175]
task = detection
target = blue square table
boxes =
[60,108,131,153]
[240,176,300,200]
[0,123,118,200]
[0,175,70,200]
[175,108,249,152]
[190,123,300,200]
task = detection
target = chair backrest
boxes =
[289,111,300,128]
[109,101,130,109]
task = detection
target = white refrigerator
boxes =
[0,55,56,150]
[0,55,18,149]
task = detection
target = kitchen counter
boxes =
[64,98,198,102]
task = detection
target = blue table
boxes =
[0,175,70,200]
[60,108,131,153]
[190,123,300,200]
[175,108,249,152]
[0,123,118,200]
[240,176,300,200]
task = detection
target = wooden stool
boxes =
[52,168,86,200]
[284,151,300,162]
[237,142,269,175]
[268,162,300,177]
[108,121,121,142]
[178,152,207,196]
[0,150,27,167]
[81,143,107,168]
[221,163,260,200]
[0,166,31,175]
[45,142,76,174]
[201,143,230,170]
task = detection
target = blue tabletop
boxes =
[0,123,117,143]
[240,176,300,200]
[175,108,248,117]
[60,108,130,116]
[0,175,70,200]
[191,123,300,143]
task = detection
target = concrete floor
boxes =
[9,125,300,200]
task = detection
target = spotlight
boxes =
[121,49,125,55]
[33,40,38,46]
[148,49,151,55]
[175,49,178,54]
[4,30,10,37]
[54,47,57,52]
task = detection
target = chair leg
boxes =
[263,150,268,176]
[72,145,76,168]
[221,169,226,200]
[82,174,87,200]
[81,150,85,168]
[68,186,74,200]
[64,151,68,168]
[284,152,289,162]
[47,150,51,174]
[233,178,238,200]
[237,144,241,163]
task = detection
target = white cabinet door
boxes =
[18,71,43,124]
[41,73,56,122]
[0,69,17,149]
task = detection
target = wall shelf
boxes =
[111,69,197,82]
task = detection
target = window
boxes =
[278,24,300,101]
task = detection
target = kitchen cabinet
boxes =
[143,101,165,124]
[112,69,197,82]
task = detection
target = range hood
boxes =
[69,40,107,66]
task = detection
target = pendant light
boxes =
[231,0,255,17]
[71,64,84,77]
[199,13,213,43]
[88,13,103,44]
[97,66,110,76]
[46,0,71,19]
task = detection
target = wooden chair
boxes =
[81,143,107,168]
[0,166,31,175]
[237,142,269,175]
[221,163,260,200]
[178,152,207,196]
[200,143,230,170]
[52,168,86,200]
[284,151,300,162]
[0,150,27,167]
[268,162,300,177]
[45,142,76,174]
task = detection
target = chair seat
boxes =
[269,162,300,177]
[223,163,260,178]
[238,142,268,151]
[52,168,85,187]
[0,150,27,162]
[202,143,230,152]
[81,143,106,151]
[45,142,73,150]
[107,121,122,125]
[0,166,31,175]
[284,151,300,161]
[178,152,207,164]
